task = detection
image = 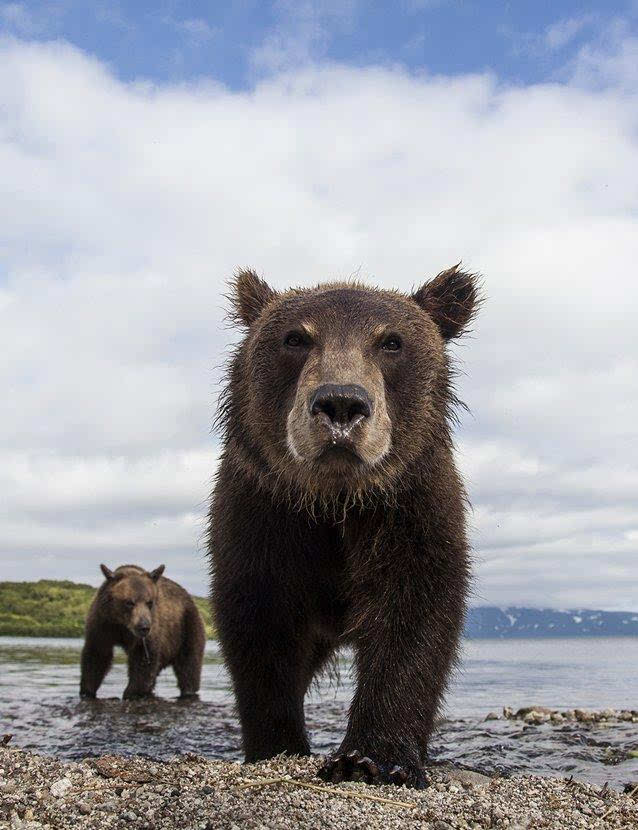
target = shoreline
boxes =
[2,747,637,829]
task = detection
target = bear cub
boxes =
[209,265,480,788]
[80,564,206,700]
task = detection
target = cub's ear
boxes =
[100,564,114,581]
[148,564,165,582]
[411,264,481,340]
[228,268,277,326]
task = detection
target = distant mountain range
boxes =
[465,607,638,638]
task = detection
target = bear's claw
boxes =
[318,752,426,788]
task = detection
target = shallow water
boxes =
[1,636,637,789]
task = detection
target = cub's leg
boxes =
[173,605,206,699]
[79,635,113,698]
[123,643,160,699]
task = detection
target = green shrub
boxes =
[0,580,215,638]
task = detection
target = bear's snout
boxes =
[309,383,372,435]
[130,608,153,638]
[133,617,151,637]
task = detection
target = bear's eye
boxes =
[284,331,307,348]
[381,335,402,352]
[147,600,153,609]
[125,600,135,609]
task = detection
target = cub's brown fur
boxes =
[80,564,205,700]
[208,265,481,787]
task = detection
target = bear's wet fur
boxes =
[208,265,481,787]
[80,564,206,700]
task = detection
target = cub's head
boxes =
[99,564,165,638]
[222,265,480,502]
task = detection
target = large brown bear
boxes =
[80,564,206,700]
[208,265,480,787]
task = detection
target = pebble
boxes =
[49,777,72,798]
[1,740,637,829]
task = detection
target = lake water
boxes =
[1,636,637,789]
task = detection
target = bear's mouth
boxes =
[316,443,363,464]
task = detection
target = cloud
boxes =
[0,2,66,36]
[404,0,449,12]
[162,16,218,43]
[0,33,636,608]
[568,17,638,91]
[0,3,45,35]
[251,0,357,72]
[544,15,596,51]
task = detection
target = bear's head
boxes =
[221,265,480,505]
[99,564,165,639]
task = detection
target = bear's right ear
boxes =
[100,564,114,581]
[149,564,165,582]
[411,264,481,340]
[228,268,277,326]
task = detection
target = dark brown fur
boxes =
[208,265,481,787]
[80,564,206,700]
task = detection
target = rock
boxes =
[485,712,500,721]
[77,801,91,815]
[523,710,550,725]
[49,777,72,798]
[515,706,554,719]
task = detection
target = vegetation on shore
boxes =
[0,580,215,638]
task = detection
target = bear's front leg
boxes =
[123,643,159,700]
[80,637,114,698]
[216,576,313,762]
[320,517,468,788]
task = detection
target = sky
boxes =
[0,1,637,609]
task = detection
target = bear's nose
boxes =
[136,622,151,636]
[309,384,372,428]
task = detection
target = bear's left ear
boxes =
[228,268,277,326]
[411,264,481,340]
[100,564,114,581]
[148,564,165,582]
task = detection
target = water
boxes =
[1,636,637,789]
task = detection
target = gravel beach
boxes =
[1,744,637,830]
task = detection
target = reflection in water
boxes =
[1,636,637,789]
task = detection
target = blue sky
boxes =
[1,0,636,88]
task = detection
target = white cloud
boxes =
[0,2,63,36]
[544,15,596,51]
[162,15,218,43]
[251,0,357,72]
[0,3,37,34]
[0,34,636,607]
